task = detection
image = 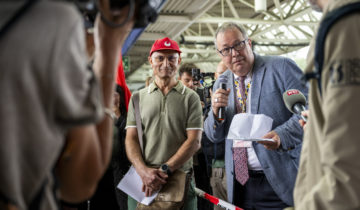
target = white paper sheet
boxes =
[117,166,158,205]
[235,138,275,142]
[227,113,274,141]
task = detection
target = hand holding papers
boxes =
[227,113,282,150]
[117,166,158,205]
[227,113,274,142]
[237,138,275,142]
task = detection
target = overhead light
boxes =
[255,0,267,12]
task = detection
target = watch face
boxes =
[161,164,168,171]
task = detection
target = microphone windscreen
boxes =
[283,89,306,114]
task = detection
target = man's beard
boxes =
[309,0,322,12]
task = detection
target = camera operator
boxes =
[192,68,215,110]
[0,1,135,209]
[188,63,228,210]
[178,63,213,210]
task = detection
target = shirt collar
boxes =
[147,80,186,94]
[233,71,252,81]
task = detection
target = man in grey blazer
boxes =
[204,22,308,209]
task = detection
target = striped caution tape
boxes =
[195,187,243,210]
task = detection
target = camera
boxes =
[191,68,215,109]
[71,0,161,28]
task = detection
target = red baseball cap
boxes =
[149,37,182,56]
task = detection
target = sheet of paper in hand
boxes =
[236,138,275,142]
[227,113,273,142]
[117,166,159,205]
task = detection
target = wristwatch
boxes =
[160,163,172,175]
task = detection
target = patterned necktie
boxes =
[233,76,249,185]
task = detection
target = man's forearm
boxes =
[57,126,103,202]
[92,45,119,168]
[166,130,202,171]
[125,128,147,172]
[91,9,135,170]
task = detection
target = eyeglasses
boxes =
[153,55,179,63]
[217,39,248,57]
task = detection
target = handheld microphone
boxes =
[283,89,307,122]
[218,75,228,121]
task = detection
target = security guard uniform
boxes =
[293,0,360,209]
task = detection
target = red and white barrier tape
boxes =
[195,187,243,210]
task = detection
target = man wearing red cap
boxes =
[125,37,203,210]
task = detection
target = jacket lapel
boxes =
[251,54,266,114]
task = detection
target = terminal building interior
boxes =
[123,0,321,91]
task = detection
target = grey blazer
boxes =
[204,53,308,205]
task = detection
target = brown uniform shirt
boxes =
[293,0,360,209]
[0,2,103,209]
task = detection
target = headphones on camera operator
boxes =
[74,0,162,28]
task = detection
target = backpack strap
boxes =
[0,1,38,40]
[304,2,360,95]
[132,92,144,154]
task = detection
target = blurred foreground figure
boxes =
[291,0,360,209]
[0,1,134,209]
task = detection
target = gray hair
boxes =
[214,22,248,49]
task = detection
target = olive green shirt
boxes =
[126,81,203,171]
[212,159,225,168]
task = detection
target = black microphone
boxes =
[282,89,307,122]
[218,75,228,121]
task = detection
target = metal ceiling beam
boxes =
[187,0,213,13]
[225,0,240,18]
[286,25,300,39]
[172,0,221,38]
[286,0,298,18]
[292,25,313,38]
[181,58,221,63]
[155,14,317,27]
[156,15,190,22]
[251,25,274,38]
[205,23,216,36]
[273,0,284,20]
[183,35,311,44]
[285,7,313,21]
[251,6,314,38]
[196,17,317,26]
[182,48,215,53]
[139,32,167,41]
[130,47,216,54]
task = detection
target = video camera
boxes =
[191,68,215,109]
[71,0,161,28]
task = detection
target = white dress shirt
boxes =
[233,73,262,171]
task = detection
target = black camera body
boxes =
[191,68,215,86]
[73,0,161,28]
[191,68,215,108]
